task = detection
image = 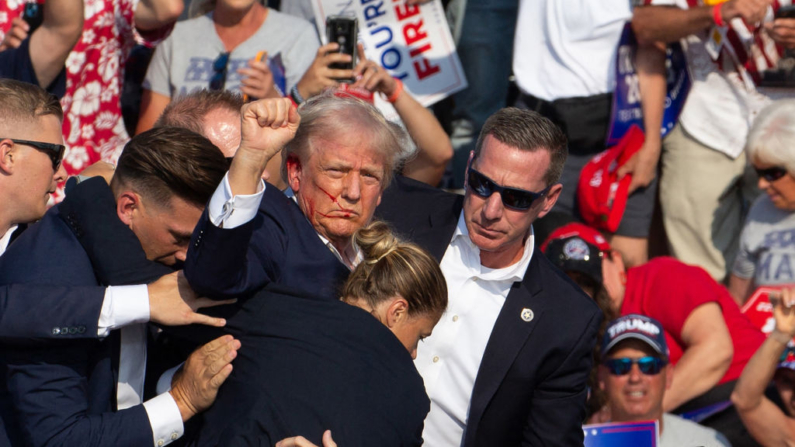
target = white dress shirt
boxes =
[1,225,183,446]
[0,225,17,256]
[415,213,536,446]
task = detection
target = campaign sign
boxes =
[741,285,795,339]
[583,420,659,447]
[310,0,467,108]
[606,23,691,146]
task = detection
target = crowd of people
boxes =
[4,0,795,446]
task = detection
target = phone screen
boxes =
[23,2,44,33]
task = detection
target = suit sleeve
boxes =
[0,284,102,344]
[59,177,173,285]
[522,308,602,446]
[184,195,286,300]
[5,343,154,447]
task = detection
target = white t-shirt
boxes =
[652,0,795,159]
[512,0,633,101]
[660,413,732,447]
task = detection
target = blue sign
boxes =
[607,23,691,146]
[270,53,287,97]
[583,420,659,447]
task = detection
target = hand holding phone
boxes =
[326,16,358,80]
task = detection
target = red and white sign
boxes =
[311,0,468,110]
[741,285,795,340]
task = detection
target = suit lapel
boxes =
[8,223,27,244]
[465,253,548,440]
[409,197,463,262]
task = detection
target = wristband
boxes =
[772,329,792,345]
[386,79,403,103]
[290,85,305,105]
[713,3,726,27]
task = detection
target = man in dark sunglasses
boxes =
[0,79,67,254]
[375,107,601,447]
[598,314,730,447]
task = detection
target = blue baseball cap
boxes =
[602,314,669,360]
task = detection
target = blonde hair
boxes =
[342,221,447,318]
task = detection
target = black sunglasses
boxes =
[603,356,667,376]
[4,138,65,171]
[209,52,230,91]
[756,166,788,182]
[467,168,550,211]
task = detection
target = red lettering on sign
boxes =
[395,3,420,20]
[409,43,431,58]
[414,58,440,80]
[402,20,427,46]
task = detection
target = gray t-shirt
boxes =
[144,8,319,98]
[660,414,731,447]
[733,194,795,286]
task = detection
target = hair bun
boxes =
[355,221,399,264]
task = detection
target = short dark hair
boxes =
[0,79,63,127]
[111,127,227,208]
[154,89,244,136]
[474,108,568,186]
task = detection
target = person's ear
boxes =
[536,183,563,220]
[0,139,17,175]
[286,154,302,193]
[116,190,141,227]
[385,296,409,329]
[597,364,608,391]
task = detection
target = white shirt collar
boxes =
[450,212,535,283]
[284,188,361,269]
[0,225,18,257]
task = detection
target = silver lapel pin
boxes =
[520,308,534,322]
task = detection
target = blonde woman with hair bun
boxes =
[342,221,448,359]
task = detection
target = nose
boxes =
[341,172,361,202]
[482,192,504,221]
[54,163,67,183]
[758,176,770,191]
[410,348,417,360]
[175,249,188,263]
[627,364,643,383]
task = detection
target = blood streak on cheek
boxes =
[317,185,353,217]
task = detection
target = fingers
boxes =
[243,98,295,128]
[275,436,317,447]
[322,430,337,447]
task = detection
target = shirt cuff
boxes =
[97,285,150,338]
[156,363,184,394]
[207,172,265,229]
[143,392,184,447]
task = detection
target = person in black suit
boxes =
[183,94,411,302]
[0,127,240,447]
[374,108,602,447]
[0,79,223,346]
[189,221,448,446]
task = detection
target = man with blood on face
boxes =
[184,93,410,301]
[599,315,730,447]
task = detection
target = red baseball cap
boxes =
[540,222,611,253]
[577,125,645,233]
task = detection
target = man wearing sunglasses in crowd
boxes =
[375,107,601,446]
[598,314,730,447]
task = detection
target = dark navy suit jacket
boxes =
[188,285,429,447]
[185,184,350,301]
[375,176,602,447]
[0,200,159,446]
[63,181,431,446]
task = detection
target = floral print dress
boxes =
[1,0,170,201]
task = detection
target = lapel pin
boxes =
[520,308,534,322]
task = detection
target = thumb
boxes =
[323,430,337,447]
